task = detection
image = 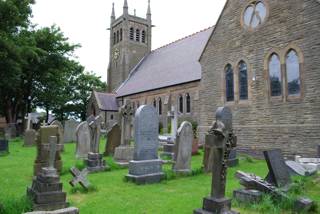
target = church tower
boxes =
[107,0,152,92]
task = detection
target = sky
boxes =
[31,0,227,82]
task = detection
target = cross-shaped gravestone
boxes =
[119,100,134,146]
[167,106,178,139]
[69,167,90,189]
[194,107,238,214]
[88,115,103,153]
[25,113,32,130]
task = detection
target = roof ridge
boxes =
[152,26,214,52]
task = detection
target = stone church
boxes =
[88,0,320,156]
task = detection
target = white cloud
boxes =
[32,0,226,82]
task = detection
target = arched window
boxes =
[179,95,184,113]
[110,114,114,120]
[225,64,234,102]
[238,61,248,100]
[153,99,156,108]
[158,98,162,115]
[136,29,140,42]
[286,50,300,96]
[120,28,123,41]
[113,32,116,45]
[130,27,134,40]
[186,93,191,113]
[269,53,282,97]
[142,30,146,43]
[116,30,119,43]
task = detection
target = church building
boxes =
[88,0,320,157]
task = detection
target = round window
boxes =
[243,1,267,30]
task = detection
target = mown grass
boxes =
[0,138,319,214]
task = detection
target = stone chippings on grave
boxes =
[84,115,107,173]
[63,120,79,143]
[114,101,135,166]
[27,136,69,211]
[24,207,79,214]
[104,123,121,156]
[126,105,164,184]
[194,107,238,214]
[75,121,91,159]
[34,126,63,176]
[173,121,193,174]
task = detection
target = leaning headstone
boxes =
[126,105,164,184]
[33,126,63,176]
[24,207,79,214]
[63,120,79,143]
[194,107,238,214]
[114,100,135,166]
[264,149,291,188]
[75,122,91,159]
[69,167,90,190]
[27,136,68,211]
[51,120,64,145]
[173,121,193,174]
[104,124,121,156]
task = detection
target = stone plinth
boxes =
[126,159,164,184]
[233,189,262,203]
[194,197,239,214]
[85,152,107,173]
[24,207,79,214]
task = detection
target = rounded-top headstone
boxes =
[215,107,232,131]
[133,105,159,161]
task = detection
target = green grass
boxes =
[0,138,319,214]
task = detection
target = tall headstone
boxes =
[24,113,37,147]
[104,123,121,156]
[194,107,238,214]
[114,100,135,166]
[85,115,107,173]
[264,149,291,188]
[27,136,68,211]
[173,121,193,174]
[126,105,164,184]
[33,126,64,176]
[63,120,79,143]
[75,121,91,159]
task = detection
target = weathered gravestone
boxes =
[34,126,63,176]
[24,113,37,147]
[104,123,121,156]
[114,100,135,166]
[50,120,64,145]
[63,120,79,143]
[264,149,291,188]
[75,121,91,159]
[126,105,164,184]
[203,107,238,172]
[173,121,193,174]
[28,136,68,211]
[69,167,90,189]
[194,107,238,214]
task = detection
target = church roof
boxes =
[116,27,214,97]
[94,91,118,112]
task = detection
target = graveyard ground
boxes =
[0,138,319,214]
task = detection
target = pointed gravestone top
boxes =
[133,105,159,161]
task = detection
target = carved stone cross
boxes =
[69,167,90,189]
[119,100,134,146]
[167,106,178,139]
[88,115,103,153]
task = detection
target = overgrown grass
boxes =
[0,138,319,214]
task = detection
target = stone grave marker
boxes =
[126,105,164,184]
[173,121,193,174]
[114,100,135,165]
[104,123,121,156]
[51,120,64,145]
[27,136,68,211]
[4,123,17,139]
[69,167,90,189]
[194,106,238,214]
[75,121,91,159]
[64,120,79,143]
[0,139,9,155]
[285,160,316,176]
[33,125,63,176]
[24,113,37,147]
[264,149,291,188]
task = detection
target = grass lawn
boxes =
[0,138,319,214]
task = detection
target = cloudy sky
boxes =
[32,0,226,82]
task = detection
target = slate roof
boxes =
[116,27,214,97]
[94,91,118,111]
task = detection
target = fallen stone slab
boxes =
[24,207,79,214]
[285,160,317,176]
